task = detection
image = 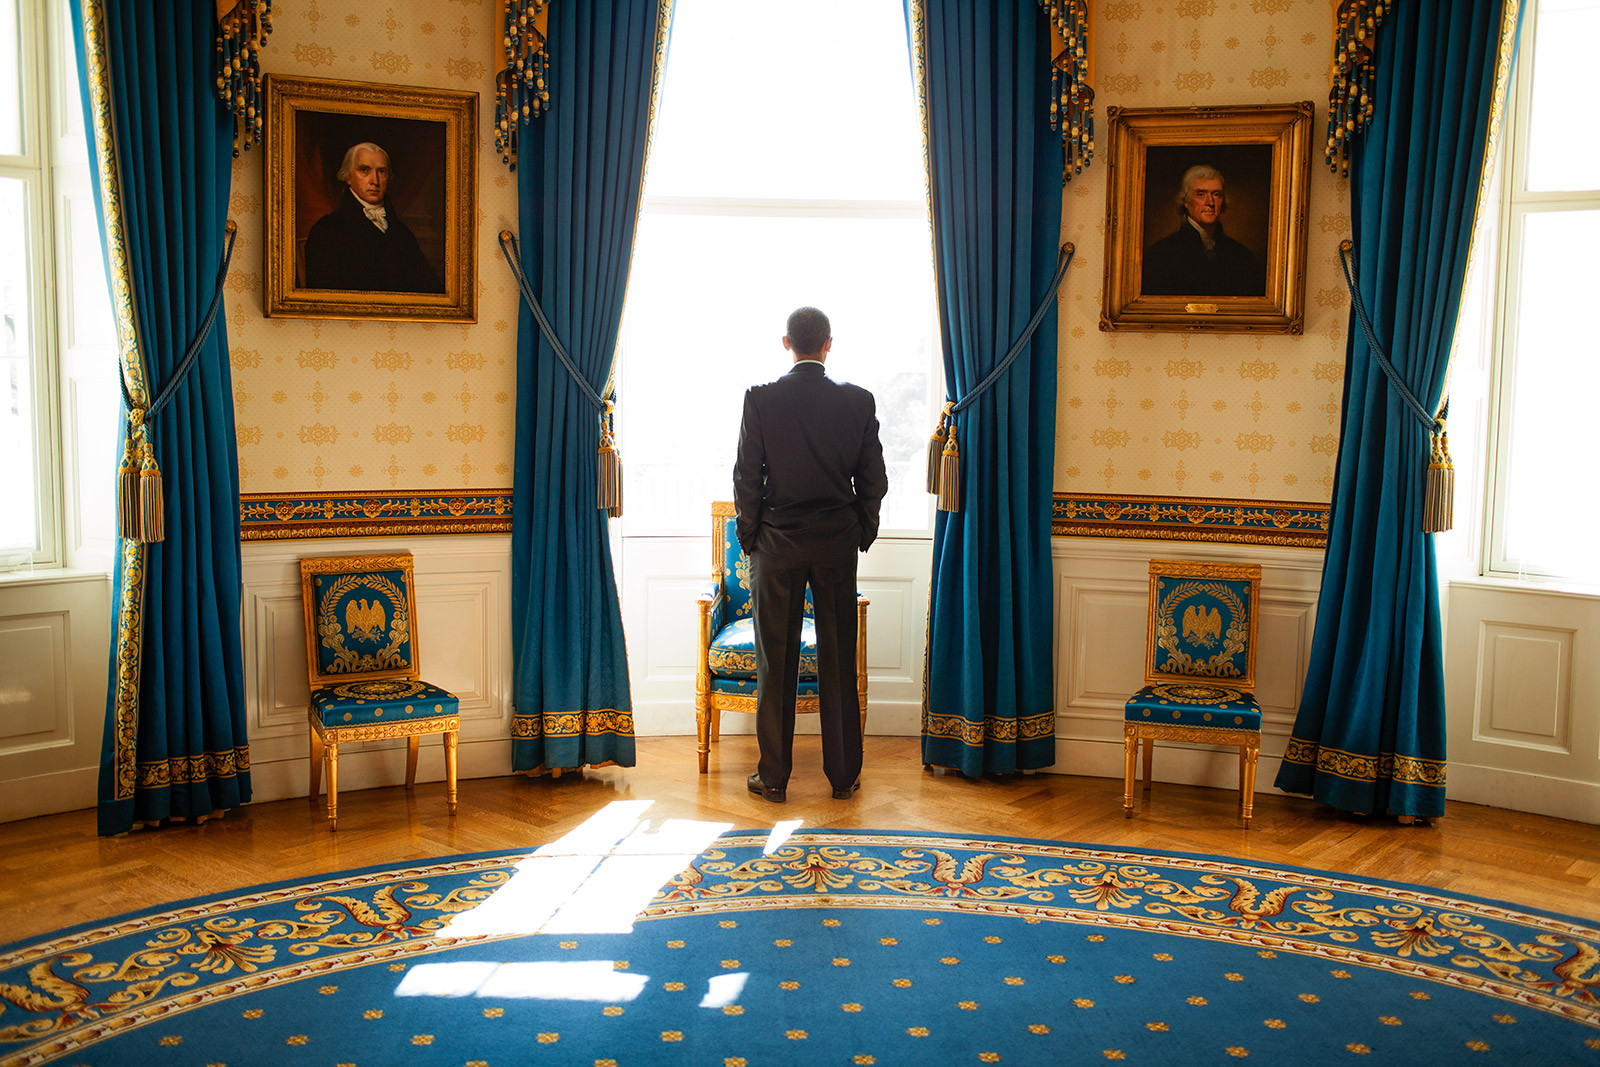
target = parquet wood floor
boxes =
[4,735,1598,945]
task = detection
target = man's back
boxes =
[734,362,886,561]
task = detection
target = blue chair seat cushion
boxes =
[311,678,459,728]
[1125,683,1261,731]
[710,677,821,698]
[707,618,818,680]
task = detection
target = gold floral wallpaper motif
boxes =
[226,0,518,497]
[1057,1,1348,505]
[226,2,1344,513]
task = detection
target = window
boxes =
[0,0,53,565]
[1452,0,1600,585]
[615,0,938,536]
[0,0,114,571]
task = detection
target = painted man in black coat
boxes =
[303,142,444,294]
[734,307,888,803]
[1141,164,1264,297]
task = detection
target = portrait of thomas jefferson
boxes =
[1141,162,1266,298]
[302,141,444,294]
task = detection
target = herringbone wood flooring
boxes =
[4,735,1598,944]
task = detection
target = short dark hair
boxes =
[785,307,831,357]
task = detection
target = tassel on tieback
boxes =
[926,401,953,496]
[117,417,142,542]
[1422,410,1454,534]
[597,401,622,518]
[937,424,962,513]
[139,436,165,543]
[117,410,164,542]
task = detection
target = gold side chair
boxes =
[1123,559,1263,829]
[300,552,459,830]
[694,501,868,772]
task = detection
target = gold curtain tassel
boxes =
[926,422,946,496]
[1422,426,1454,534]
[936,427,962,513]
[597,435,623,516]
[138,437,165,543]
[117,422,142,542]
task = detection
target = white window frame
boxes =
[0,0,61,567]
[1473,0,1600,586]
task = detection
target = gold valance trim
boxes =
[1038,0,1095,182]
[215,0,272,156]
[1325,0,1389,176]
[494,0,551,169]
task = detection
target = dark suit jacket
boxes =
[733,361,888,560]
[303,192,444,294]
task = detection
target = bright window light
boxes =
[436,801,732,939]
[617,0,937,536]
[394,960,650,1002]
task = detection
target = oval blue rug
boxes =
[2,826,1597,1065]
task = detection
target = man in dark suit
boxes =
[734,307,888,804]
[302,142,444,294]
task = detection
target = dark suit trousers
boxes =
[750,547,863,793]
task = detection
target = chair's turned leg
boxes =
[325,740,339,831]
[444,730,458,816]
[406,736,420,791]
[1122,732,1138,818]
[695,595,714,768]
[1241,743,1259,829]
[696,707,711,774]
[309,723,323,801]
[1141,737,1154,794]
[857,595,870,735]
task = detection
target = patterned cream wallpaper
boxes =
[1056,0,1349,506]
[225,0,520,498]
[224,1,1345,513]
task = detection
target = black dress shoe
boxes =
[832,780,860,800]
[747,772,786,803]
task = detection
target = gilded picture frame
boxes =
[265,75,477,322]
[1100,102,1313,334]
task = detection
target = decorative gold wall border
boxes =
[240,490,512,540]
[243,490,1329,545]
[1053,492,1328,548]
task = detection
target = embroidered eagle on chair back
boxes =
[1147,565,1257,686]
[1181,603,1222,646]
[346,598,387,643]
[309,567,415,677]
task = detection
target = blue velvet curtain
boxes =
[1275,0,1519,818]
[509,1,668,772]
[910,0,1060,776]
[74,0,250,834]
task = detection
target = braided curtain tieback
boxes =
[1337,239,1454,533]
[116,220,239,544]
[498,229,622,516]
[927,243,1075,513]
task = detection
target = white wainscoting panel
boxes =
[1446,582,1600,823]
[1049,537,1324,791]
[0,572,111,820]
[241,535,513,803]
[0,616,66,744]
